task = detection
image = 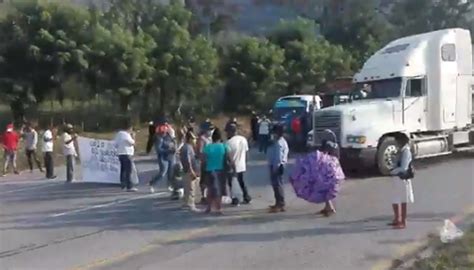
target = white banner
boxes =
[78,136,137,184]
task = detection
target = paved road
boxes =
[0,153,473,270]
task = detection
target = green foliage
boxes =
[268,17,318,48]
[391,0,474,37]
[322,0,391,68]
[283,39,354,93]
[223,37,286,111]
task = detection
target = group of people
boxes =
[0,122,79,182]
[2,114,415,229]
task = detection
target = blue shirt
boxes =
[391,145,412,176]
[267,137,289,167]
[203,143,227,172]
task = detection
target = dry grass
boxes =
[410,225,474,270]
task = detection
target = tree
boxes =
[322,0,391,67]
[0,1,91,121]
[142,3,219,115]
[283,39,354,94]
[86,23,154,112]
[222,37,286,111]
[268,17,318,48]
[391,0,473,37]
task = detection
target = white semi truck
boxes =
[309,28,474,175]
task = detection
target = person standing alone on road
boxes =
[389,134,415,230]
[63,124,77,183]
[180,130,200,212]
[226,124,252,205]
[258,115,271,154]
[42,124,56,179]
[1,124,20,176]
[114,121,137,191]
[23,122,43,173]
[267,125,289,213]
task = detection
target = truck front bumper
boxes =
[340,147,377,169]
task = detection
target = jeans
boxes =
[3,150,17,174]
[65,155,75,182]
[119,155,133,189]
[259,134,270,153]
[227,172,251,202]
[150,157,175,187]
[44,152,54,178]
[270,165,285,207]
[26,149,42,171]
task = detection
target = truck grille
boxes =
[313,110,342,144]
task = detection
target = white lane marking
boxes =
[0,182,61,195]
[49,192,168,218]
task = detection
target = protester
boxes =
[42,124,56,179]
[291,114,302,149]
[149,123,177,195]
[63,124,78,183]
[180,130,200,212]
[114,121,137,192]
[1,124,20,176]
[267,125,289,213]
[224,116,237,138]
[318,140,344,216]
[203,128,228,214]
[226,124,252,206]
[23,122,43,173]
[250,112,259,144]
[146,121,155,154]
[197,123,213,204]
[389,134,415,230]
[258,115,271,154]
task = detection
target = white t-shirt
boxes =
[114,130,135,156]
[42,130,54,153]
[227,135,249,173]
[63,132,77,156]
[259,120,271,135]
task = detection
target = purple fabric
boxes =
[289,151,345,204]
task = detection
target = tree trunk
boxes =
[10,100,25,125]
[159,82,166,116]
[119,95,131,113]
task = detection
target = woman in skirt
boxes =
[389,134,415,229]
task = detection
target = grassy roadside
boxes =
[409,225,474,270]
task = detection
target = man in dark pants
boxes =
[114,121,137,191]
[267,125,289,213]
[146,121,155,154]
[250,112,259,144]
[42,124,56,179]
[62,124,77,183]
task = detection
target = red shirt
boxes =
[1,131,20,151]
[291,118,302,134]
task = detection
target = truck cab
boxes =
[310,28,474,174]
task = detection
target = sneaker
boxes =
[47,175,57,180]
[243,198,252,205]
[128,187,139,192]
[231,198,240,206]
[150,186,155,194]
[14,171,20,175]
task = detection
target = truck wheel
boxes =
[377,137,399,175]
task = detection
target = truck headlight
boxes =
[347,135,367,144]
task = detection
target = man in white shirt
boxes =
[42,124,56,179]
[23,123,43,173]
[226,124,252,205]
[63,124,77,183]
[258,115,271,154]
[114,121,137,191]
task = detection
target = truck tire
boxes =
[377,137,399,175]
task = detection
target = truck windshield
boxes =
[355,78,402,100]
